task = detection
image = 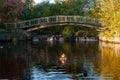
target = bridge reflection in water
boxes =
[0,41,119,80]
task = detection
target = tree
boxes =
[93,0,120,42]
[0,0,3,24]
[20,0,35,20]
[0,0,23,22]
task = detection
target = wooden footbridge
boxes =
[5,15,101,32]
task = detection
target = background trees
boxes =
[0,0,98,38]
[0,0,95,22]
[20,0,95,19]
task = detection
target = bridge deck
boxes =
[5,16,100,30]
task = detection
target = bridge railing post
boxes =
[25,21,27,27]
[29,20,31,27]
[63,16,66,22]
[49,16,54,23]
[38,18,42,24]
[59,16,62,22]
[56,16,58,22]
[22,22,25,28]
[25,21,28,27]
[61,16,64,22]
[35,19,38,25]
[34,19,37,25]
[76,16,79,23]
[67,16,70,22]
[65,16,67,22]
[79,16,82,23]
[18,22,20,28]
[57,16,60,22]
[46,17,49,23]
[67,16,69,22]
[69,16,71,22]
[74,16,77,22]
[32,19,35,26]
[19,22,22,28]
[51,16,54,23]
[41,18,44,24]
[85,17,89,23]
[58,16,61,22]
[92,18,94,23]
[4,23,7,30]
[53,16,55,22]
[14,23,17,29]
[94,18,99,24]
[89,17,93,23]
[42,18,46,23]
[83,17,86,23]
[48,17,51,23]
[61,16,65,22]
[61,16,63,22]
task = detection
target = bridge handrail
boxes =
[4,15,100,29]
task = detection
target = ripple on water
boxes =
[30,66,73,80]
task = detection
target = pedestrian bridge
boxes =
[5,15,101,32]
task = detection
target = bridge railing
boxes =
[4,16,100,29]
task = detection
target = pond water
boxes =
[0,41,119,80]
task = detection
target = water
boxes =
[0,41,119,80]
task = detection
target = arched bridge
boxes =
[5,15,101,32]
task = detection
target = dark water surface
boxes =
[0,41,119,80]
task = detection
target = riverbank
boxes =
[99,33,120,44]
[0,35,29,42]
[0,29,30,41]
[0,29,97,42]
[31,35,98,43]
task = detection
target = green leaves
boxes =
[62,26,75,38]
[20,0,95,20]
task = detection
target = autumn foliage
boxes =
[0,0,23,23]
[92,0,120,42]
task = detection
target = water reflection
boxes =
[98,42,120,80]
[59,53,67,65]
[0,41,120,80]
